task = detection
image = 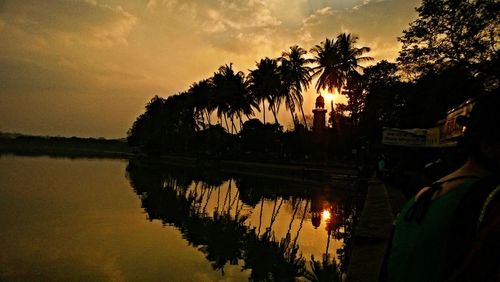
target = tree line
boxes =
[127,0,498,159]
[128,33,370,134]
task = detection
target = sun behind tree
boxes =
[310,33,373,96]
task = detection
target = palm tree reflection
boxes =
[126,160,360,280]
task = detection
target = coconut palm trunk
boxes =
[222,181,231,210]
[300,106,308,130]
[224,114,230,133]
[293,199,309,247]
[215,186,221,215]
[258,199,264,235]
[237,112,244,129]
[230,117,237,134]
[205,110,212,126]
[325,231,332,259]
[266,198,284,235]
[202,187,213,214]
[287,99,298,128]
[270,103,279,124]
[262,100,266,124]
[286,200,301,235]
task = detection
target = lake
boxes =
[0,155,363,281]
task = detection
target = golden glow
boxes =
[319,88,348,109]
[0,1,418,137]
[320,89,333,103]
[321,210,331,221]
[320,89,342,105]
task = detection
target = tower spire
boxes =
[313,94,327,133]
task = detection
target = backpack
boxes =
[444,175,500,281]
[379,175,500,282]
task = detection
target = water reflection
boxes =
[126,159,362,281]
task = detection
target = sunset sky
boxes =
[0,0,420,138]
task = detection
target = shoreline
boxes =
[0,138,361,182]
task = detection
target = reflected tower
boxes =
[312,94,327,133]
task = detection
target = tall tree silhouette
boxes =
[248,58,283,125]
[127,95,165,147]
[360,60,405,139]
[311,33,372,128]
[311,33,372,96]
[310,38,343,94]
[335,33,372,83]
[212,64,248,133]
[226,73,258,130]
[126,94,197,152]
[279,45,313,130]
[340,73,366,126]
[189,79,215,128]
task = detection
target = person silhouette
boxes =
[383,93,500,282]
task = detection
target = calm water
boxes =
[0,156,362,281]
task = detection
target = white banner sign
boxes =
[382,127,427,147]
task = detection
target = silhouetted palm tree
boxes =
[239,81,260,126]
[279,46,313,130]
[279,60,299,127]
[213,64,248,133]
[213,65,231,131]
[311,38,342,94]
[311,33,372,95]
[335,33,373,91]
[225,73,257,130]
[248,58,283,124]
[188,79,215,128]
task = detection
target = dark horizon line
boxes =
[0,131,126,141]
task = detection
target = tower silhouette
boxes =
[313,94,327,133]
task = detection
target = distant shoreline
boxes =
[0,133,361,181]
[0,134,133,159]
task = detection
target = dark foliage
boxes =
[398,0,499,79]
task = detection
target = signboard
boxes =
[441,99,475,143]
[382,127,444,147]
[426,127,441,147]
[382,127,427,147]
[382,98,476,148]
